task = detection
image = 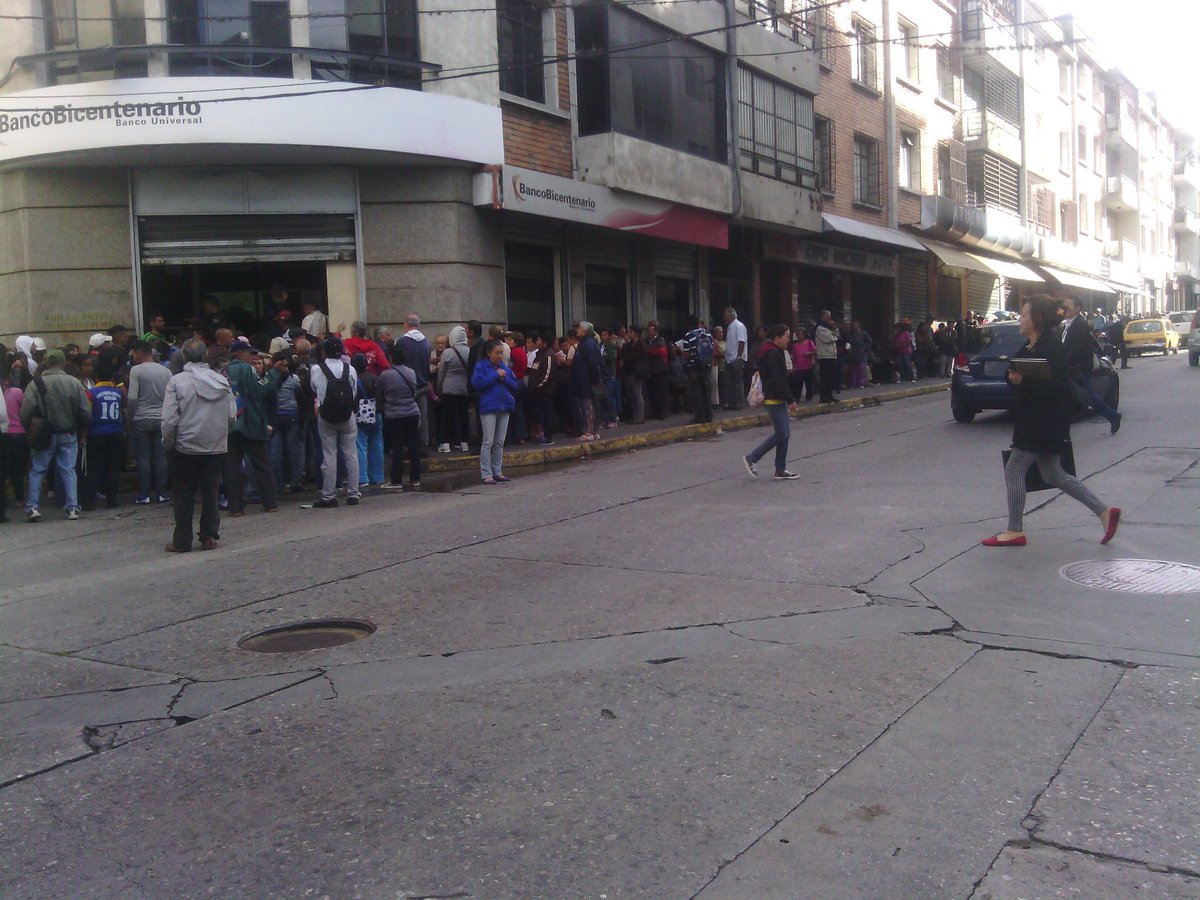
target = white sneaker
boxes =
[66,508,80,520]
[437,443,451,453]
[456,443,470,452]
[26,508,41,522]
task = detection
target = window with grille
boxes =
[850,18,879,90]
[498,0,546,103]
[854,135,881,206]
[936,44,957,104]
[803,2,835,68]
[738,66,817,188]
[815,116,835,194]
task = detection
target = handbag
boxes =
[25,373,53,451]
[355,379,377,425]
[746,372,765,407]
[1002,442,1076,492]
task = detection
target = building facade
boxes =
[1,0,1196,347]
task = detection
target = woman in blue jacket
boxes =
[470,340,518,484]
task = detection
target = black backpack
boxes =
[316,359,355,423]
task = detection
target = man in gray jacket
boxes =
[161,339,236,552]
[127,339,172,504]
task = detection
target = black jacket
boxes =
[1061,316,1101,375]
[758,344,793,403]
[1010,332,1071,454]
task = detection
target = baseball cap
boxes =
[44,348,66,365]
[277,310,293,322]
[229,339,253,355]
[89,333,112,349]
[31,337,47,351]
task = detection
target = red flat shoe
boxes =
[1101,507,1121,545]
[982,534,1027,547]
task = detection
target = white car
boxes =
[1170,310,1195,348]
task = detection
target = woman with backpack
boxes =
[470,339,518,484]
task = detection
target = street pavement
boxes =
[1,357,1197,898]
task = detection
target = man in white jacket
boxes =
[161,339,236,552]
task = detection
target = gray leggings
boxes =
[1005,447,1106,532]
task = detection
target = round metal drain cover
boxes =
[238,619,376,653]
[1061,559,1200,594]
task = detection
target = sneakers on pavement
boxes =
[157,494,171,504]
[346,497,360,506]
[743,455,758,478]
[134,495,152,505]
[27,508,41,522]
[437,443,451,453]
[774,471,801,481]
[493,475,512,483]
[313,498,339,508]
[456,442,470,452]
[66,509,80,520]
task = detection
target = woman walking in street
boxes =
[742,324,800,481]
[983,294,1120,547]
[471,339,518,484]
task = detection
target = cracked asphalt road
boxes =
[1,355,1197,898]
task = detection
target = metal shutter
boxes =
[655,241,696,280]
[138,215,356,265]
[897,255,929,322]
[967,271,998,316]
[583,231,634,269]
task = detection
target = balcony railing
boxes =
[1104,111,1138,150]
[1174,207,1200,234]
[1105,239,1139,265]
[1175,157,1199,188]
[17,44,439,89]
[736,0,814,46]
[1104,175,1139,212]
[957,108,1021,163]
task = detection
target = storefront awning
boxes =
[821,214,926,252]
[1039,266,1116,294]
[921,239,989,271]
[967,253,1045,283]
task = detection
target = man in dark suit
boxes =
[1060,294,1121,434]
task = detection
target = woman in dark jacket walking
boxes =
[742,324,800,481]
[983,295,1120,547]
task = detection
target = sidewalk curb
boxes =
[423,382,950,473]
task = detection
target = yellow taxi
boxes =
[1124,316,1179,356]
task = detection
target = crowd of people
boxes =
[1,295,991,543]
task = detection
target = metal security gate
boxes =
[898,255,929,322]
[138,215,357,265]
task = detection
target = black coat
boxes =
[1010,332,1071,454]
[1061,316,1101,375]
[758,344,793,403]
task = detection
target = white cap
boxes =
[31,337,47,351]
[88,333,112,349]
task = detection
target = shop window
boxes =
[737,65,816,188]
[655,277,691,337]
[167,0,293,77]
[43,0,148,83]
[498,0,548,104]
[585,265,629,332]
[576,4,726,162]
[936,44,957,105]
[853,135,881,207]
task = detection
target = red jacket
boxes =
[509,346,528,379]
[343,337,391,375]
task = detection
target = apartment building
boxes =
[2,0,1196,344]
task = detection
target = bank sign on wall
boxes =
[0,78,504,166]
[474,165,728,249]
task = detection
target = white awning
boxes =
[921,239,990,272]
[965,253,1045,283]
[1040,266,1117,294]
[821,214,926,251]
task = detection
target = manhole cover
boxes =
[238,619,376,653]
[1061,559,1200,594]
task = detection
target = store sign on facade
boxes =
[474,165,728,249]
[762,233,897,277]
[0,78,504,166]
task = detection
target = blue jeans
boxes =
[480,411,510,479]
[270,414,305,487]
[748,403,790,475]
[27,432,80,513]
[132,419,168,498]
[356,418,384,485]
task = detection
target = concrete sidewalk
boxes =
[425,377,950,474]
